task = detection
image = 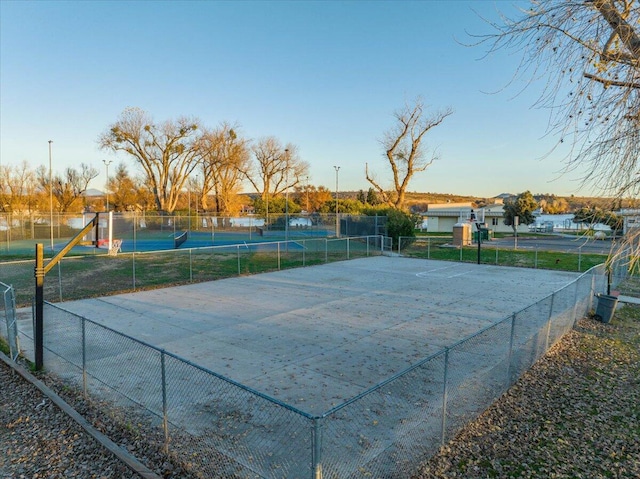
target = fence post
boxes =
[161,350,169,454]
[398,237,402,255]
[578,246,582,272]
[278,242,281,270]
[571,278,581,328]
[366,236,370,257]
[441,348,449,445]
[82,318,87,398]
[311,417,323,479]
[325,239,328,263]
[346,237,350,260]
[237,244,241,274]
[535,248,538,269]
[545,292,555,351]
[506,313,516,386]
[132,218,137,290]
[189,248,193,282]
[303,239,306,266]
[495,246,498,265]
[427,238,430,259]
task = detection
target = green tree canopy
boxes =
[503,191,538,233]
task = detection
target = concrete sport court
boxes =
[32,256,581,415]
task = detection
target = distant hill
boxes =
[342,191,637,214]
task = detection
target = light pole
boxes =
[284,149,289,243]
[103,159,113,211]
[195,174,199,230]
[48,140,54,252]
[334,165,340,237]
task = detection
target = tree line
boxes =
[2,98,452,217]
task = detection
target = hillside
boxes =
[342,191,638,213]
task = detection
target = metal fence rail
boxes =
[1,262,618,478]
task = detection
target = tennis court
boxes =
[24,256,581,415]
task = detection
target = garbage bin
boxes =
[595,294,618,324]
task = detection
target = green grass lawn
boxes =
[0,235,629,307]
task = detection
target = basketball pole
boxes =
[33,214,101,371]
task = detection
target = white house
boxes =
[424,201,530,234]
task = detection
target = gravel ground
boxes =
[416,306,640,479]
[1,304,638,478]
[0,358,195,479]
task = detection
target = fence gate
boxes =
[382,236,393,253]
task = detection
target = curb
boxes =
[0,351,162,479]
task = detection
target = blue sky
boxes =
[0,0,590,198]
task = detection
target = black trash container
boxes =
[595,294,618,324]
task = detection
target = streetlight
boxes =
[284,149,289,243]
[48,140,54,252]
[334,166,340,237]
[103,159,113,211]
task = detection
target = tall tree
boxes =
[503,191,538,234]
[198,123,250,214]
[241,137,309,214]
[366,97,453,211]
[479,1,640,199]
[99,107,202,214]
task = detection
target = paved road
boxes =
[488,235,615,255]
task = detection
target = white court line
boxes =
[416,264,465,277]
[448,270,473,278]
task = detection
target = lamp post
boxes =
[195,174,199,230]
[334,166,340,237]
[284,149,289,243]
[48,140,54,252]
[102,159,113,211]
[188,183,191,232]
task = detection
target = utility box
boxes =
[473,227,492,242]
[453,222,472,247]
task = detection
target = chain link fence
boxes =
[398,235,615,272]
[0,212,387,256]
[0,235,384,307]
[0,281,19,360]
[1,262,619,478]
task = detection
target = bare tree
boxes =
[37,163,98,212]
[99,107,202,214]
[478,0,640,270]
[242,136,309,203]
[366,98,453,210]
[478,0,640,198]
[198,123,251,214]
